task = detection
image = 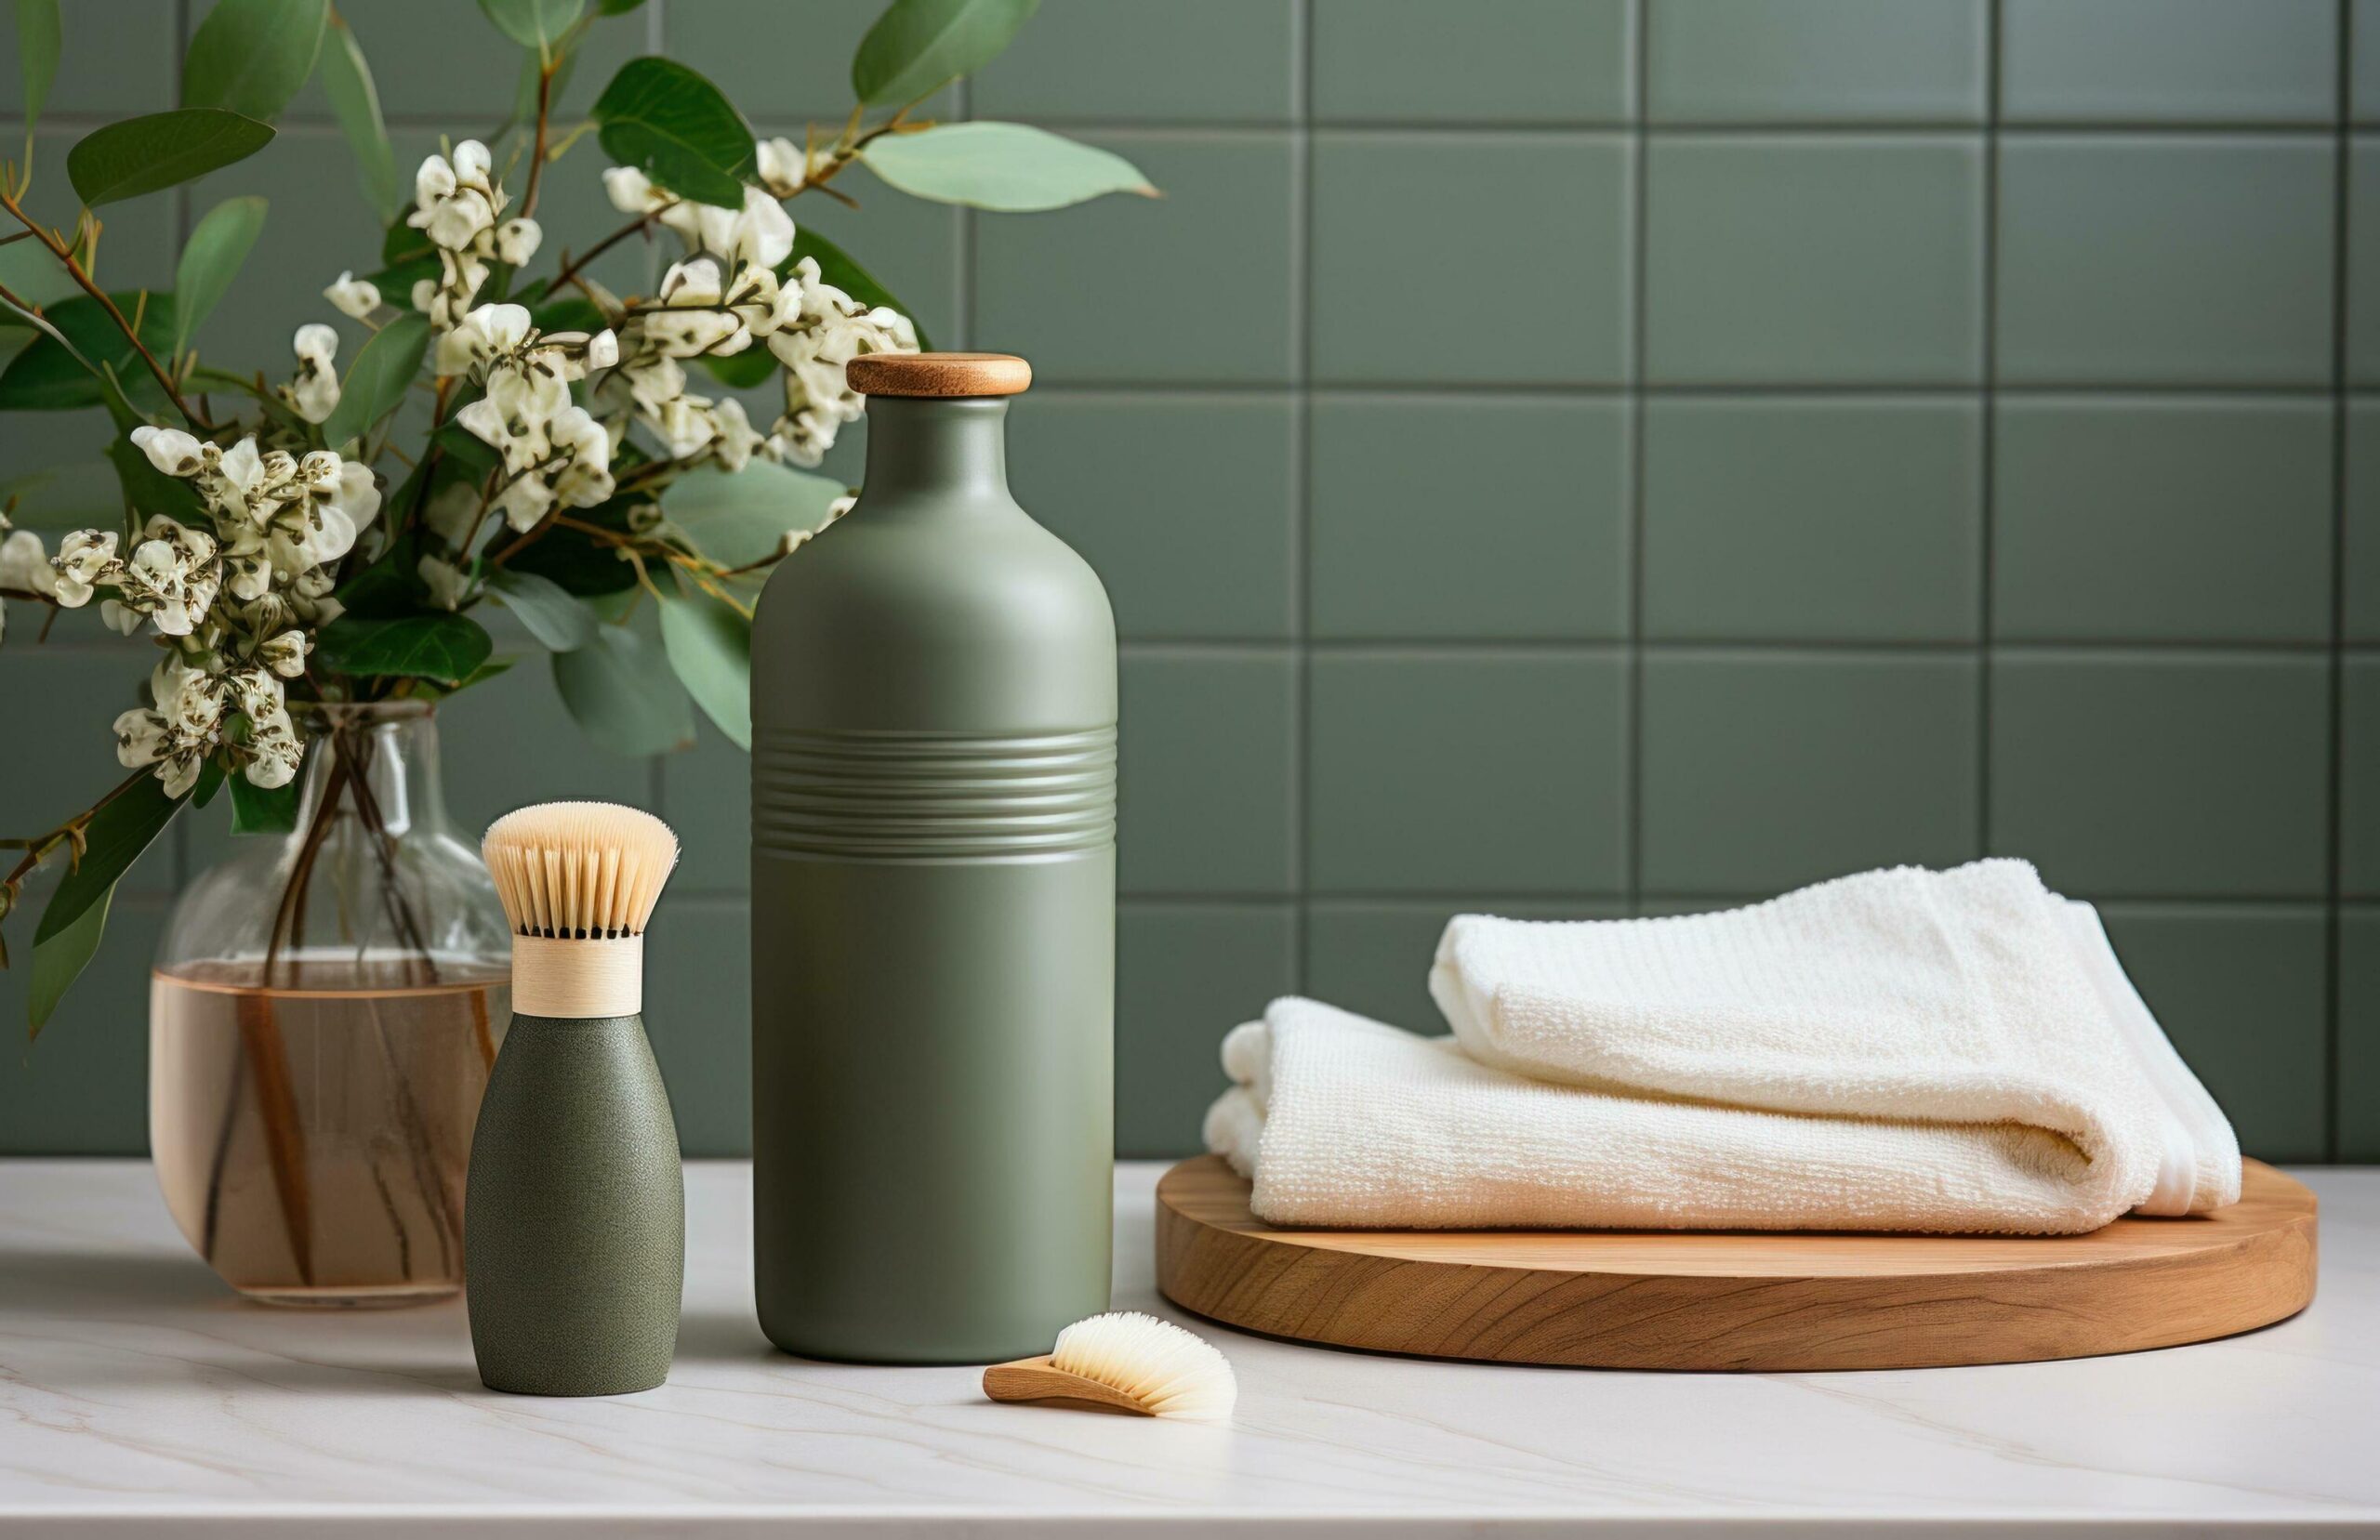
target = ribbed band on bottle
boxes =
[753,725,1117,860]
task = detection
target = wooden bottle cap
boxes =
[847,352,1032,398]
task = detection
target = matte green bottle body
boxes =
[749,395,1116,1363]
[465,1014,684,1394]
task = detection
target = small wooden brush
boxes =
[467,801,686,1398]
[984,1311,1236,1420]
[483,800,679,1018]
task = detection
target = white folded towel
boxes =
[1206,861,2240,1235]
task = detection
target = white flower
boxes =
[244,724,302,789]
[113,707,170,768]
[415,152,456,205]
[284,322,341,425]
[304,458,382,566]
[657,257,724,309]
[238,684,303,789]
[603,165,667,214]
[324,270,382,321]
[647,395,718,459]
[586,328,619,371]
[492,473,555,533]
[0,527,52,595]
[755,137,827,198]
[131,425,207,477]
[494,217,541,266]
[417,553,473,610]
[548,404,615,508]
[50,530,119,607]
[643,308,745,358]
[257,628,309,678]
[408,140,500,250]
[152,654,224,739]
[223,665,283,726]
[117,519,221,637]
[710,396,764,473]
[673,186,796,270]
[223,554,271,603]
[97,599,142,635]
[435,301,535,376]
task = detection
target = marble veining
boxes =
[0,1161,2373,1536]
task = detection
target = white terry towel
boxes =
[1207,861,2240,1235]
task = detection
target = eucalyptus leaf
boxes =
[172,196,267,358]
[313,612,494,684]
[660,459,846,570]
[12,0,59,138]
[699,347,777,388]
[190,759,226,809]
[480,0,584,51]
[331,532,429,617]
[553,622,694,756]
[319,13,400,219]
[781,228,932,350]
[598,0,648,12]
[658,586,751,749]
[0,291,176,411]
[321,311,429,450]
[229,773,300,835]
[30,773,183,1033]
[67,109,275,206]
[860,121,1153,212]
[27,884,107,1035]
[182,0,326,122]
[852,0,1037,109]
[591,56,753,208]
[503,521,637,595]
[490,566,600,652]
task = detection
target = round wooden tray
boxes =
[1155,1155,2317,1371]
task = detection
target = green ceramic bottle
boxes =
[749,352,1116,1364]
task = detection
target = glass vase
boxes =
[149,702,512,1307]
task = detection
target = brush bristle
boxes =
[483,802,680,939]
[1047,1311,1236,1421]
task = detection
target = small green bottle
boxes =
[466,803,685,1396]
[749,353,1116,1364]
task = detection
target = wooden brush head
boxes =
[483,801,679,940]
[483,802,679,1019]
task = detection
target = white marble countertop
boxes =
[2,1160,2376,1537]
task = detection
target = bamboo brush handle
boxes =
[981,1354,1154,1415]
[511,934,641,1017]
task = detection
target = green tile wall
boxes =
[2,1,2372,1165]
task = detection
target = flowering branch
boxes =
[0,188,213,430]
[521,59,557,219]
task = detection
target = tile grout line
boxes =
[46,112,2359,138]
[2328,0,2353,1161]
[1625,0,1650,916]
[170,0,192,890]
[647,0,670,828]
[1289,0,1313,993]
[1977,0,2003,873]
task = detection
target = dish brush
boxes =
[982,1311,1236,1420]
[483,799,678,1018]
[467,800,685,1397]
